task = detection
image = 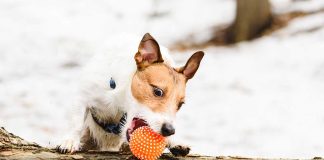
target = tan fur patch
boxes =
[131,63,186,114]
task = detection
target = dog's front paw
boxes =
[57,139,81,154]
[169,145,191,157]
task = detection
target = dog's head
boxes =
[127,33,204,139]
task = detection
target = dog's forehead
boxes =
[143,63,185,86]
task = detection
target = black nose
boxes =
[161,123,175,137]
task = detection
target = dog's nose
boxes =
[161,123,175,137]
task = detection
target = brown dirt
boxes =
[170,8,324,52]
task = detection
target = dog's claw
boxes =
[57,139,80,154]
[57,147,64,154]
[169,145,191,157]
[57,147,69,154]
[57,148,67,154]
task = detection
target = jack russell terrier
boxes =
[57,33,204,156]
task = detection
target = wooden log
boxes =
[1,127,319,160]
[0,127,222,160]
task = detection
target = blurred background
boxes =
[1,0,324,158]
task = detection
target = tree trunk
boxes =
[0,127,252,160]
[228,0,272,43]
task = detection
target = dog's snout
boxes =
[161,123,175,137]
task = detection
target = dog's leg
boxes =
[57,131,82,153]
[167,137,191,157]
[57,105,89,153]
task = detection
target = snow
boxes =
[272,0,324,13]
[275,12,324,36]
[1,0,324,158]
[173,27,324,158]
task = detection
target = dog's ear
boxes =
[135,33,164,70]
[177,51,204,80]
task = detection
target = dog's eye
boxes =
[109,78,116,89]
[153,87,163,97]
[178,102,185,110]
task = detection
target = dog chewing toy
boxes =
[129,126,166,160]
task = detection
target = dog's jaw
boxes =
[126,118,148,141]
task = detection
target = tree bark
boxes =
[0,127,253,160]
[228,0,272,43]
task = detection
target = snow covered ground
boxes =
[1,0,324,158]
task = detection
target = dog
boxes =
[57,33,204,156]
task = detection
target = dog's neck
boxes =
[89,107,127,135]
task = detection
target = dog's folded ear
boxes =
[135,33,164,70]
[178,51,204,80]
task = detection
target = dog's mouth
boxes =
[126,117,149,142]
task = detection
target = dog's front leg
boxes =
[57,106,89,153]
[167,136,191,157]
[57,129,83,153]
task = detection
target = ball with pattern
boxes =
[129,126,166,160]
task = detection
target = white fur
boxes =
[58,34,178,152]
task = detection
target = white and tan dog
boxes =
[57,33,204,156]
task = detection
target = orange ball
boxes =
[129,126,166,160]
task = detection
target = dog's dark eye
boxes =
[153,87,163,97]
[178,102,185,110]
[109,78,116,89]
